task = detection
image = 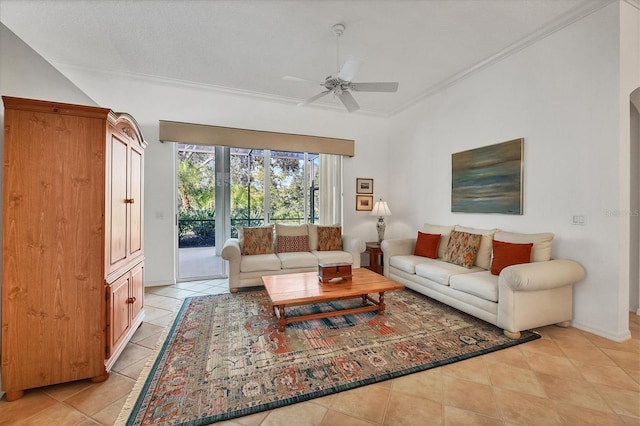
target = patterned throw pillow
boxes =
[444,230,482,268]
[241,226,274,255]
[490,240,533,275]
[317,226,343,251]
[277,235,310,253]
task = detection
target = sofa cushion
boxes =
[240,253,281,272]
[415,260,483,286]
[414,232,440,259]
[493,231,554,262]
[490,240,533,275]
[317,226,343,251]
[312,250,352,265]
[444,231,482,268]
[450,271,499,302]
[238,225,274,255]
[422,224,454,259]
[275,223,308,237]
[277,252,318,269]
[454,225,497,269]
[277,235,310,253]
[308,224,319,250]
[390,255,433,274]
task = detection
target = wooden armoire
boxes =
[1,96,146,401]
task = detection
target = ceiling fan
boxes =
[284,23,399,113]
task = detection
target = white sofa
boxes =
[381,224,586,339]
[221,223,366,292]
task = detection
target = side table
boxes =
[364,242,384,275]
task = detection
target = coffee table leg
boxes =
[361,294,367,305]
[278,305,286,331]
[378,292,386,314]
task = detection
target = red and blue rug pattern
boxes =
[118,289,539,425]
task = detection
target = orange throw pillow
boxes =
[414,232,441,258]
[490,240,533,275]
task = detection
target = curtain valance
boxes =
[159,120,354,157]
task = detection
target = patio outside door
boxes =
[177,144,226,281]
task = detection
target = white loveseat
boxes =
[221,223,366,292]
[381,224,586,339]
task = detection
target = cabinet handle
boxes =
[124,198,135,204]
[126,297,137,304]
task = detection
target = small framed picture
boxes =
[356,195,374,211]
[356,178,374,194]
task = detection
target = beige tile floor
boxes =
[1,279,639,425]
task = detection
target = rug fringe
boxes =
[114,302,183,426]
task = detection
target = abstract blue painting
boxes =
[451,139,523,214]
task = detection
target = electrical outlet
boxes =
[571,214,586,225]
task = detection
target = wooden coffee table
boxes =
[262,268,405,331]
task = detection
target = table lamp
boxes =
[371,199,392,243]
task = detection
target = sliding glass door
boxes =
[229,149,320,232]
[177,146,327,281]
[268,151,319,224]
[229,149,266,234]
[176,144,225,280]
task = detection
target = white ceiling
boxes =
[0,0,610,116]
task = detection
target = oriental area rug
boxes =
[117,289,539,425]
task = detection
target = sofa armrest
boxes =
[380,238,416,277]
[499,259,585,291]
[342,235,366,268]
[221,238,241,262]
[221,238,241,290]
[380,238,416,257]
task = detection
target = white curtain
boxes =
[319,154,343,225]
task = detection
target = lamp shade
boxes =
[371,200,392,217]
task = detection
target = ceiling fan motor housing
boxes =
[324,77,350,94]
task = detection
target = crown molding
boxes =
[50,0,619,119]
[625,0,640,10]
[388,0,617,116]
[52,62,389,118]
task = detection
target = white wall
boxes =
[630,100,639,314]
[621,1,640,316]
[387,3,633,340]
[53,69,392,285]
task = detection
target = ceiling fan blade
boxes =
[338,56,362,82]
[298,90,331,107]
[338,91,360,112]
[350,82,399,92]
[283,75,323,86]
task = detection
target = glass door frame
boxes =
[175,144,227,282]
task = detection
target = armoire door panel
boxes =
[108,273,131,355]
[130,263,144,322]
[129,145,143,257]
[109,133,129,269]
